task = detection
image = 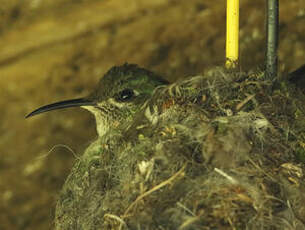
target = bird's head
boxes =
[26,64,168,137]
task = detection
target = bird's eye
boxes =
[116,89,135,102]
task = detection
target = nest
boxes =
[55,67,305,230]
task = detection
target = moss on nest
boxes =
[55,67,305,230]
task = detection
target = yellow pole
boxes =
[226,0,239,69]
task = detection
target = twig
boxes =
[122,164,186,218]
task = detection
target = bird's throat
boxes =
[81,106,112,137]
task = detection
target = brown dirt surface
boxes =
[0,0,304,229]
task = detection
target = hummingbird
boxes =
[26,63,169,137]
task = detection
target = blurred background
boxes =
[0,0,304,229]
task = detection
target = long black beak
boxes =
[26,98,96,118]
